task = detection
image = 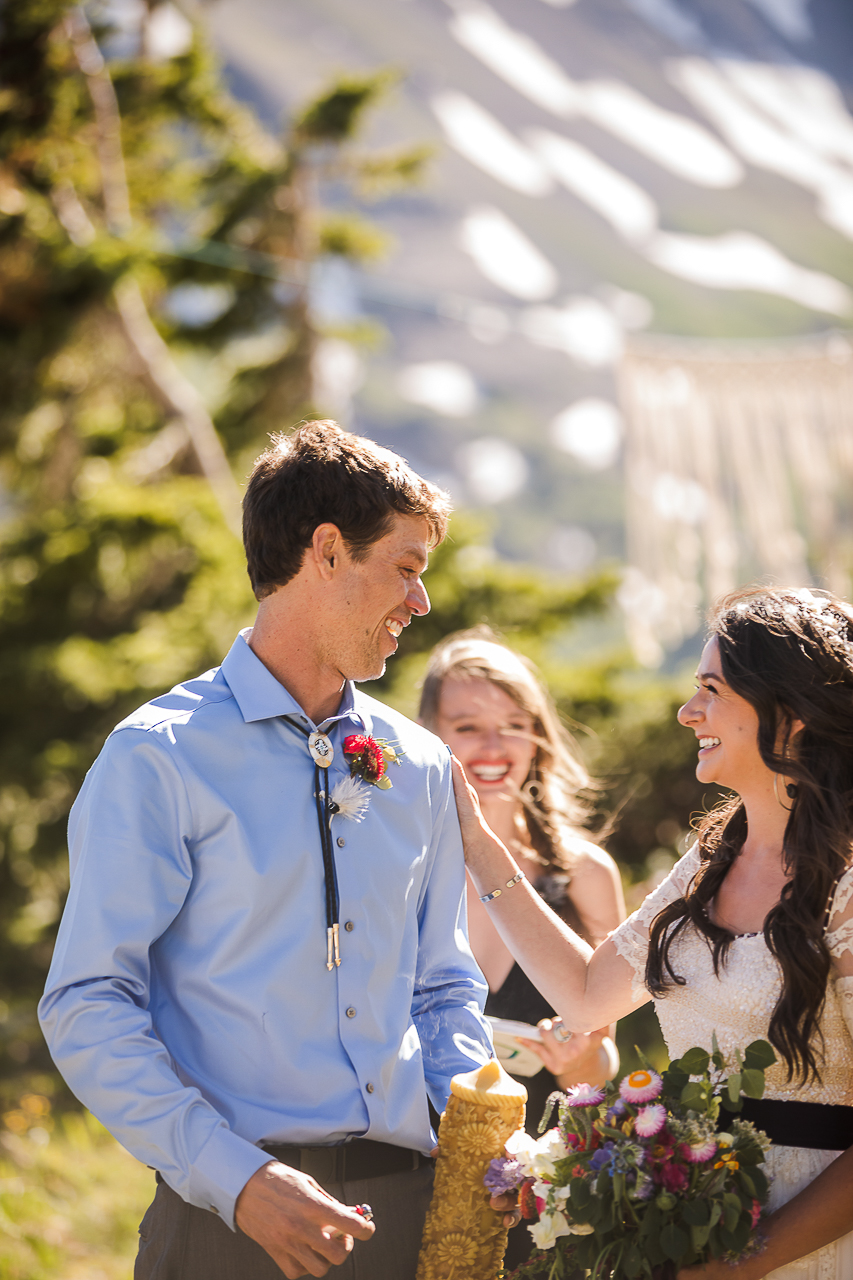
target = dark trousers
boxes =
[135,1163,434,1280]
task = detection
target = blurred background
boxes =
[1,0,852,1273]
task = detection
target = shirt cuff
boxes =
[187,1124,274,1230]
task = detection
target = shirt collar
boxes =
[220,630,369,733]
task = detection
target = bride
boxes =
[454,588,853,1279]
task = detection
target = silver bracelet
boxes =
[479,870,525,904]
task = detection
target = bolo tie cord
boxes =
[284,717,341,969]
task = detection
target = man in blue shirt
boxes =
[39,421,493,1279]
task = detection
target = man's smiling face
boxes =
[324,513,431,683]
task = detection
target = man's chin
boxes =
[350,658,387,684]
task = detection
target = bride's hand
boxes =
[450,755,506,868]
[449,754,485,843]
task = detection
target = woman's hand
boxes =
[450,755,518,884]
[450,755,489,849]
[517,1019,612,1088]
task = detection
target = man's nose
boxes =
[408,579,430,616]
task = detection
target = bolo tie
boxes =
[282,716,342,970]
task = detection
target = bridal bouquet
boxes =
[485,1037,775,1279]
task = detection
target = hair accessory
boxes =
[479,869,525,904]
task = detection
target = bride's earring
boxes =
[773,773,794,812]
[774,741,798,811]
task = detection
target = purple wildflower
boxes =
[484,1155,523,1195]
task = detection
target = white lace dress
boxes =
[609,848,853,1279]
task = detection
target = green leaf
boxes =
[660,1223,689,1261]
[728,1216,752,1252]
[741,1068,766,1099]
[681,1081,708,1110]
[681,1199,710,1226]
[677,1047,710,1075]
[723,1193,742,1232]
[743,1040,777,1070]
[737,1169,756,1198]
[691,1223,712,1252]
[624,1242,644,1277]
[663,1066,689,1096]
[727,1071,743,1103]
[640,1202,661,1238]
[711,1031,725,1070]
[570,1179,591,1209]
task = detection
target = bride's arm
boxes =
[678,1146,853,1278]
[452,758,642,1031]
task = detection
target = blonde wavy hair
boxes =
[419,626,596,874]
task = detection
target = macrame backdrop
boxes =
[617,332,853,666]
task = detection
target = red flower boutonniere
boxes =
[343,734,404,790]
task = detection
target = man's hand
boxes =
[489,1190,521,1230]
[235,1161,374,1278]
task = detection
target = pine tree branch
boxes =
[64,5,243,536]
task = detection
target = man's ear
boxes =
[311,523,344,580]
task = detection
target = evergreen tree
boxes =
[0,0,429,1069]
[0,0,708,1094]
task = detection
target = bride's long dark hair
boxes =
[646,587,853,1082]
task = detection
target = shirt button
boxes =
[345,920,354,932]
[337,837,346,848]
[366,1082,375,1094]
[346,1006,357,1018]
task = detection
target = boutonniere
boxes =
[343,733,404,789]
[329,734,404,823]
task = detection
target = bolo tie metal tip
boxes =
[333,921,341,967]
[326,927,335,971]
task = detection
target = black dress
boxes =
[484,874,583,1273]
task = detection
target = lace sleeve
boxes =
[608,847,702,1004]
[826,863,853,976]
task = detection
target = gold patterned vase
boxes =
[416,1058,527,1280]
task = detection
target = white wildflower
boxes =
[330,775,371,822]
[529,1210,573,1251]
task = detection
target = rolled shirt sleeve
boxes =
[412,753,493,1110]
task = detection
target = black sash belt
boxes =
[262,1137,430,1183]
[718,1097,853,1150]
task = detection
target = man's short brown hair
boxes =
[243,420,452,600]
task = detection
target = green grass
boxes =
[0,1100,153,1280]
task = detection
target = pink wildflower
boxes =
[566,1083,605,1107]
[619,1069,663,1104]
[680,1136,718,1164]
[634,1104,667,1137]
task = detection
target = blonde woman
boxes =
[420,628,625,1108]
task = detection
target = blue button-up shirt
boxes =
[39,632,492,1226]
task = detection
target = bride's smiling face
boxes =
[433,676,537,803]
[677,638,768,793]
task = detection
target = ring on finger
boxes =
[552,1021,573,1044]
